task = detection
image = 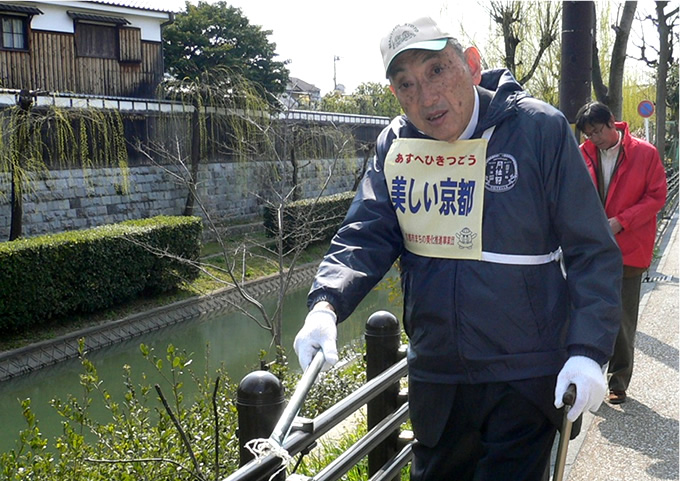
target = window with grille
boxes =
[75,22,118,59]
[1,15,27,50]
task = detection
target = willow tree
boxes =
[0,90,128,241]
[156,68,265,217]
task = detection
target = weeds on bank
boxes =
[0,341,369,481]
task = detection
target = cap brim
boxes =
[386,38,449,74]
[405,38,449,52]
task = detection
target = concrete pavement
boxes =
[555,209,679,480]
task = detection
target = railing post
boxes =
[366,310,401,480]
[236,370,285,480]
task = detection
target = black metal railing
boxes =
[224,311,411,481]
[655,169,679,250]
[662,170,679,220]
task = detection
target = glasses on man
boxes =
[582,124,607,139]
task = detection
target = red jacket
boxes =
[580,121,667,269]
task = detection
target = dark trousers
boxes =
[410,381,557,481]
[608,273,643,392]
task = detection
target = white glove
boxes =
[293,308,338,371]
[554,355,607,422]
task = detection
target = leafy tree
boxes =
[353,83,403,118]
[321,90,360,115]
[321,82,401,118]
[163,1,289,105]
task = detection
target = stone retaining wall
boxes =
[0,157,364,239]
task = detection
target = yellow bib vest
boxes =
[384,136,488,260]
[383,127,566,276]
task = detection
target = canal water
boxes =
[0,271,402,454]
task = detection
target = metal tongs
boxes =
[269,350,326,447]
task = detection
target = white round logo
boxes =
[485,153,518,192]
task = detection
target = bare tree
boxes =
[592,2,637,119]
[630,1,678,159]
[134,97,358,352]
[485,1,561,88]
[653,1,677,160]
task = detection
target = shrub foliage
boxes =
[0,343,367,480]
[0,216,202,333]
[263,191,355,250]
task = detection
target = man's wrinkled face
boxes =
[389,45,480,143]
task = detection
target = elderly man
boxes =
[295,17,622,480]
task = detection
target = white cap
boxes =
[380,17,453,76]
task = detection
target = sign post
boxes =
[638,100,655,142]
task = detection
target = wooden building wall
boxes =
[0,29,163,98]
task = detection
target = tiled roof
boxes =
[86,0,181,13]
[289,77,320,94]
[68,10,130,24]
[0,3,43,14]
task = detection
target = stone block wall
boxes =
[0,156,364,240]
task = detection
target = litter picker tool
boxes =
[270,349,326,446]
[243,350,326,480]
[553,384,577,481]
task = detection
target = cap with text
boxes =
[380,17,453,76]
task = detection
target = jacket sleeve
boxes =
[545,113,623,365]
[616,145,668,232]
[307,128,405,322]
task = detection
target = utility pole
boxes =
[559,1,594,125]
[333,55,340,91]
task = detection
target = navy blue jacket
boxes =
[308,69,622,385]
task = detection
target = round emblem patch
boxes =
[485,153,518,192]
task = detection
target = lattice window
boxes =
[0,15,27,50]
[75,22,118,59]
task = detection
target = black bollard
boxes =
[366,310,401,481]
[236,370,285,476]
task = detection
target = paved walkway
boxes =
[556,209,679,480]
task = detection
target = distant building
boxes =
[0,0,174,98]
[280,76,321,110]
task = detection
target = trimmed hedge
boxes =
[0,215,202,334]
[263,191,355,249]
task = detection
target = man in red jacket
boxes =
[575,101,667,404]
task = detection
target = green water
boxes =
[0,272,402,454]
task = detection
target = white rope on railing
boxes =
[242,350,326,480]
